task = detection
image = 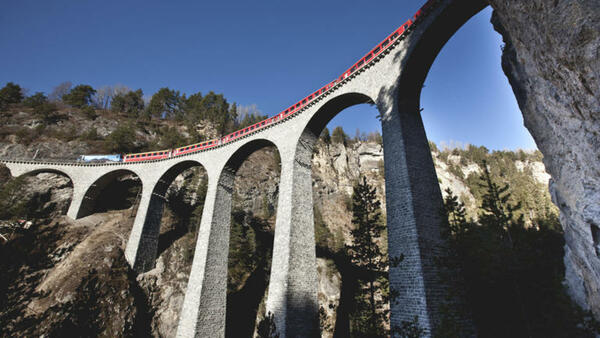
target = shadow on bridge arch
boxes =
[7,167,74,218]
[218,139,282,338]
[76,169,142,219]
[128,160,208,273]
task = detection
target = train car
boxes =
[124,150,171,162]
[172,139,221,157]
[78,154,123,163]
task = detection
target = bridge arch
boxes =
[223,138,281,337]
[126,159,208,272]
[374,0,491,334]
[265,91,380,336]
[222,138,281,173]
[6,167,75,219]
[14,167,75,184]
[302,92,376,140]
[395,0,488,112]
[177,138,282,337]
[76,169,142,219]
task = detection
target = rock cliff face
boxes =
[489,0,600,316]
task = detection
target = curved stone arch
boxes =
[177,138,283,337]
[368,1,490,334]
[259,91,378,337]
[302,91,376,141]
[76,169,142,219]
[8,167,75,218]
[395,0,488,111]
[221,137,281,174]
[125,159,208,272]
[14,167,76,185]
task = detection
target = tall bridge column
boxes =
[380,99,449,335]
[177,168,234,338]
[266,135,319,337]
[124,178,168,272]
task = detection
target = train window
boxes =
[308,95,313,100]
[374,46,381,54]
[351,66,356,72]
[382,39,389,47]
[365,53,372,60]
[302,99,307,104]
[391,32,399,39]
[296,103,300,108]
[358,60,364,66]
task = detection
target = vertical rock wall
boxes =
[488,0,600,316]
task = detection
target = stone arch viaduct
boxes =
[3,0,599,336]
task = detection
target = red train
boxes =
[122,0,437,163]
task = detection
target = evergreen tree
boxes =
[62,84,96,107]
[148,87,182,119]
[23,92,48,108]
[478,161,524,237]
[331,126,348,145]
[442,188,467,235]
[0,82,24,109]
[441,172,599,337]
[320,128,331,144]
[347,176,388,337]
[111,89,144,116]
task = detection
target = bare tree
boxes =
[113,83,130,96]
[93,85,113,109]
[49,81,72,102]
[236,103,262,123]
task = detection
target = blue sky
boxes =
[0,0,536,150]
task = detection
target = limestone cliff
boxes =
[489,0,600,316]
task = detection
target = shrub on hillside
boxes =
[105,124,137,153]
[23,92,48,108]
[34,102,61,124]
[81,105,97,120]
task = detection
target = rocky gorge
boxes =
[0,129,559,336]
